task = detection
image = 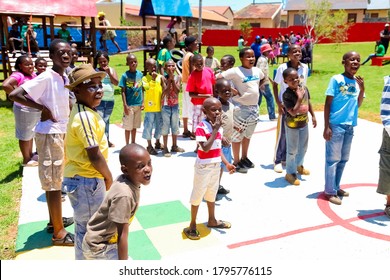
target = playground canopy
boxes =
[140,0,192,17]
[0,0,97,17]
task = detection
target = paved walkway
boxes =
[13,113,390,263]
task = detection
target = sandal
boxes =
[52,232,75,246]
[46,217,74,233]
[384,204,390,218]
[207,220,231,229]
[183,227,200,240]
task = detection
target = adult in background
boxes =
[251,35,262,65]
[380,23,390,54]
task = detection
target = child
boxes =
[9,39,74,246]
[161,59,185,157]
[218,47,265,174]
[57,22,72,42]
[204,46,220,74]
[82,144,152,260]
[34,57,47,75]
[62,64,113,259]
[183,97,235,240]
[8,22,24,54]
[94,51,119,148]
[97,11,121,53]
[157,35,175,75]
[142,58,164,155]
[361,40,385,65]
[256,43,276,121]
[181,36,199,139]
[378,75,390,218]
[282,67,316,185]
[187,54,216,139]
[272,44,309,174]
[119,54,143,145]
[220,54,235,73]
[323,51,365,205]
[3,55,40,166]
[216,78,234,195]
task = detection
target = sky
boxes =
[127,0,263,12]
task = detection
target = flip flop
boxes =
[207,220,231,229]
[183,227,200,240]
[52,232,75,246]
[46,217,74,233]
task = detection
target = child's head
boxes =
[283,67,299,90]
[220,54,235,71]
[60,22,67,30]
[97,11,105,21]
[342,51,360,78]
[184,36,198,53]
[239,47,255,69]
[145,58,157,74]
[15,55,34,76]
[70,47,79,65]
[126,54,138,72]
[191,54,204,72]
[202,97,222,123]
[120,143,152,187]
[66,64,106,109]
[164,59,176,75]
[260,43,273,58]
[287,44,302,63]
[162,35,175,50]
[215,78,232,104]
[49,39,71,70]
[34,57,47,74]
[94,51,110,69]
[206,46,214,58]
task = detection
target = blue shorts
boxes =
[221,145,233,171]
[161,105,180,135]
[142,112,163,140]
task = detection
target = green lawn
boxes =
[0,42,386,259]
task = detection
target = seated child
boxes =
[82,144,152,260]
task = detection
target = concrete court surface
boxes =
[7,112,390,278]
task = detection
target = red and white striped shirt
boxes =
[195,120,222,164]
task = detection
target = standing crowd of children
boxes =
[9,31,390,260]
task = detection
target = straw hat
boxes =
[66,64,106,90]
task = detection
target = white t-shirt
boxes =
[274,62,309,102]
[22,68,70,134]
[222,66,264,106]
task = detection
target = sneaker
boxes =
[274,163,283,173]
[297,165,310,175]
[217,185,230,195]
[171,145,185,153]
[241,157,255,168]
[384,205,390,218]
[163,148,171,157]
[337,189,349,197]
[285,173,300,185]
[146,146,158,155]
[325,194,342,205]
[155,142,164,150]
[233,161,248,174]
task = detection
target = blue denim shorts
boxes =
[161,105,180,135]
[221,145,233,171]
[142,112,163,140]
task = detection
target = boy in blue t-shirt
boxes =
[119,54,143,144]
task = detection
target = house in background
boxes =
[233,1,283,28]
[203,6,234,26]
[364,0,390,23]
[284,0,367,26]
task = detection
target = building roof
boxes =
[234,3,283,19]
[285,0,367,11]
[203,6,232,15]
[367,0,390,10]
[191,8,230,23]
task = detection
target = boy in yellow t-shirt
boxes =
[142,58,165,155]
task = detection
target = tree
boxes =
[302,0,352,45]
[239,21,253,46]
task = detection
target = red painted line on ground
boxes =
[228,183,389,249]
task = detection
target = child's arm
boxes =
[2,76,19,95]
[86,146,113,190]
[198,115,222,152]
[106,67,119,86]
[308,100,317,128]
[221,153,236,174]
[285,87,304,116]
[116,222,129,260]
[272,81,284,115]
[120,87,130,115]
[355,75,365,107]
[323,95,333,141]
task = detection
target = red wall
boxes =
[201,23,385,46]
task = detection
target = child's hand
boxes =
[104,176,113,191]
[210,114,222,131]
[222,137,231,147]
[296,86,304,99]
[323,126,332,141]
[151,71,157,80]
[355,75,365,92]
[226,163,236,174]
[103,65,110,74]
[41,106,57,122]
[124,105,130,115]
[312,116,317,128]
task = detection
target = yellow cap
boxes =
[97,11,105,18]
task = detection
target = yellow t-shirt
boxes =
[142,73,163,112]
[64,103,108,178]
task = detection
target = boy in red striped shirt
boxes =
[183,97,235,240]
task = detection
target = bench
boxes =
[371,56,390,66]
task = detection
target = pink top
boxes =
[11,71,37,107]
[186,67,215,105]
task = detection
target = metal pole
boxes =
[198,0,202,43]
